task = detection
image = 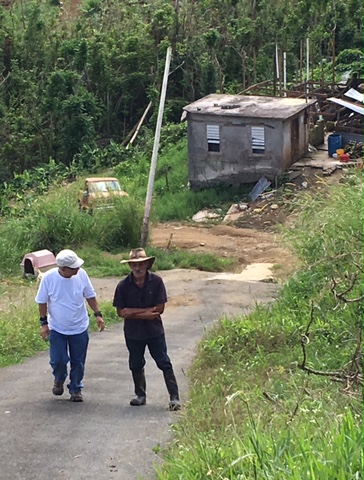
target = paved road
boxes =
[0,269,278,480]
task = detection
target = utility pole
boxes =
[140,47,172,247]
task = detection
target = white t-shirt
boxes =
[35,267,96,335]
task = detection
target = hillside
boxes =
[0,0,362,189]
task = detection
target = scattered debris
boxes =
[288,170,303,181]
[248,176,271,202]
[192,209,221,223]
[344,140,363,159]
[223,203,249,223]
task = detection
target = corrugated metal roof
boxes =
[344,88,364,103]
[327,97,364,116]
[183,94,316,120]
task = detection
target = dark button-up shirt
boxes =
[113,272,167,340]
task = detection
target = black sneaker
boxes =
[130,396,146,406]
[169,398,181,411]
[70,391,83,402]
[52,381,64,396]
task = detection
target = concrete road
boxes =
[0,269,278,480]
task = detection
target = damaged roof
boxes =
[327,97,364,116]
[183,94,316,120]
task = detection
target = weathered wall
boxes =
[187,113,308,189]
[308,120,325,146]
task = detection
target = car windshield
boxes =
[89,181,122,193]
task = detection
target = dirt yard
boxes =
[151,223,296,279]
[150,151,346,281]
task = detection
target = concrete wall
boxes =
[187,112,307,189]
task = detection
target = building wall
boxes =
[308,120,325,147]
[187,112,307,189]
[281,113,308,171]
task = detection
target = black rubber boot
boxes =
[163,369,181,411]
[130,369,146,406]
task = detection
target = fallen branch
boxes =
[123,101,152,149]
[331,274,363,303]
[298,303,363,387]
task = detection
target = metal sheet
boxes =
[251,126,265,147]
[327,97,364,115]
[344,88,363,103]
[207,124,220,140]
[248,176,271,202]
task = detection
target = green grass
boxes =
[73,245,235,277]
[0,301,120,368]
[154,171,363,480]
[0,137,243,278]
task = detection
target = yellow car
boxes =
[78,177,128,213]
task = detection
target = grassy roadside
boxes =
[155,171,363,479]
[0,300,119,368]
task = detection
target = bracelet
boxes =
[39,316,48,326]
[94,311,103,318]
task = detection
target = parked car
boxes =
[78,177,128,213]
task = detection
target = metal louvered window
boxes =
[207,124,220,152]
[251,126,265,154]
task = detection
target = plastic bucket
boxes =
[328,133,342,157]
[336,148,344,156]
[339,153,350,163]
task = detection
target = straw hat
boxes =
[120,248,155,269]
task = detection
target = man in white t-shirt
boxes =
[35,249,105,402]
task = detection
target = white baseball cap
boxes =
[56,249,84,269]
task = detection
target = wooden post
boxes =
[299,40,303,88]
[332,27,336,87]
[275,44,280,96]
[126,101,152,149]
[306,37,310,96]
[140,47,172,248]
[283,51,287,96]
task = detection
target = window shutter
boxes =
[251,126,265,153]
[207,125,220,143]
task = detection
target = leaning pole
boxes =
[140,47,172,248]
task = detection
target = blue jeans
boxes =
[49,329,89,394]
[125,334,173,373]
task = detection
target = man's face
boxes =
[129,261,149,280]
[59,266,80,278]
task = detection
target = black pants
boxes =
[125,334,173,373]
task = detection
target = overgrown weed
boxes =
[155,170,363,479]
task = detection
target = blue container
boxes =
[328,133,342,157]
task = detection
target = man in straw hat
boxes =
[113,248,181,411]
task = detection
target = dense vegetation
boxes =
[156,171,363,479]
[0,0,362,198]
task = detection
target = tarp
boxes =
[327,97,364,116]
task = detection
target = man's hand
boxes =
[96,316,105,332]
[40,325,49,341]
